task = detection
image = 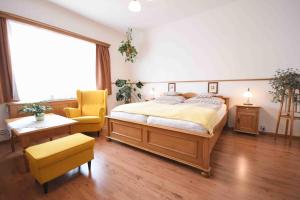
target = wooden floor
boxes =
[0,130,299,200]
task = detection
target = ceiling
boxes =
[48,0,236,32]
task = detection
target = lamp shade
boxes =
[128,0,141,12]
[243,88,253,98]
[150,88,155,95]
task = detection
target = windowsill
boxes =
[6,98,77,105]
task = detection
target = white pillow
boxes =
[184,97,224,105]
[154,99,183,105]
[156,95,185,101]
[163,91,181,96]
[155,95,185,104]
[196,93,214,98]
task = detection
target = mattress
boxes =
[110,104,227,133]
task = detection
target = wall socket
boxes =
[260,126,266,132]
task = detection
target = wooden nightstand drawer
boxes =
[237,106,259,113]
[235,105,260,135]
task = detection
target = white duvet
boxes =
[147,104,226,133]
[110,103,227,134]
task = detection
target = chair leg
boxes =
[43,182,48,194]
[88,160,91,171]
[97,131,100,137]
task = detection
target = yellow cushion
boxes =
[81,90,106,116]
[72,116,102,124]
[25,133,95,168]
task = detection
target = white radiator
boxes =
[0,129,10,141]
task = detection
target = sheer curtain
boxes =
[0,17,17,103]
[7,20,96,102]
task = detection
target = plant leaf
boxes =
[115,79,127,87]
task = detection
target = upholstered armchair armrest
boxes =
[64,107,81,118]
[98,107,106,118]
[98,106,106,128]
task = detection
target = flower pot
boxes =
[35,113,45,121]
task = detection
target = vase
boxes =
[35,113,45,121]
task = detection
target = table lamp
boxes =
[149,88,155,100]
[243,88,253,105]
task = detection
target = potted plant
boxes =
[118,28,138,63]
[115,79,144,103]
[269,68,300,103]
[19,103,52,121]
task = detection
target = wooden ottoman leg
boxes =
[88,161,91,171]
[43,182,48,194]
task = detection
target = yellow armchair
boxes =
[64,90,107,136]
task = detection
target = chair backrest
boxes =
[77,90,107,116]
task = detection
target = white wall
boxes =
[0,0,299,137]
[0,0,129,132]
[131,0,300,135]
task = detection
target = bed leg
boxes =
[200,169,212,178]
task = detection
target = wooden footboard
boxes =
[105,112,228,176]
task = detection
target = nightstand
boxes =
[234,105,260,135]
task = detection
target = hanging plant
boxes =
[118,28,138,63]
[115,79,144,104]
[269,68,300,103]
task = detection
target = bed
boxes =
[105,94,229,177]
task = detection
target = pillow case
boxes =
[163,91,182,96]
[196,93,214,98]
[155,95,186,104]
[184,97,225,105]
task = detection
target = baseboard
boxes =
[260,131,300,138]
[226,127,300,138]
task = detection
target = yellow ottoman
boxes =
[25,133,95,193]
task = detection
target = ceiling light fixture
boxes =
[128,0,141,12]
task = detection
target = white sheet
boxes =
[110,104,227,133]
[110,111,148,123]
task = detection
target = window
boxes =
[7,20,96,101]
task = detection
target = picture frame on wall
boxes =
[168,83,176,92]
[208,82,218,94]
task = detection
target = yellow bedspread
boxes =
[112,102,220,134]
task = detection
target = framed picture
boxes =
[208,82,218,94]
[168,83,176,92]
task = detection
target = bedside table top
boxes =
[236,105,260,108]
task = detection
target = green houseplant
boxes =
[269,68,300,103]
[115,79,144,104]
[19,103,52,121]
[118,28,138,63]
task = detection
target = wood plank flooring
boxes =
[0,130,299,200]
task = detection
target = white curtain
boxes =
[7,20,96,102]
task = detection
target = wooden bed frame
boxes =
[105,96,229,177]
